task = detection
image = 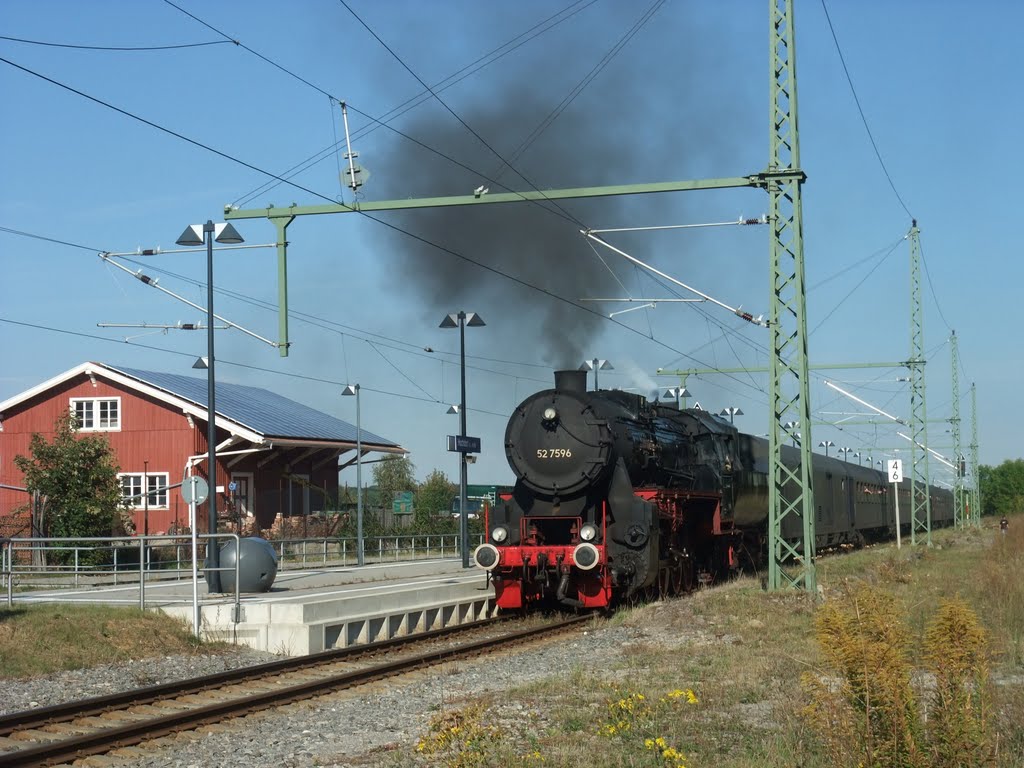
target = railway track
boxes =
[0,613,592,767]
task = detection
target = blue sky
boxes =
[2,0,1020,490]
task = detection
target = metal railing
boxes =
[1,533,484,611]
[2,534,241,620]
[271,533,482,568]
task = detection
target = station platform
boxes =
[13,559,496,656]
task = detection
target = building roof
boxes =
[0,362,402,451]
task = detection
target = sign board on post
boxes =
[393,491,414,515]
[887,459,904,549]
[447,435,481,453]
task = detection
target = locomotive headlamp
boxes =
[579,523,598,542]
[573,542,600,571]
[473,544,500,571]
[542,406,558,422]
[491,526,509,543]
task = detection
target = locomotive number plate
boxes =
[537,448,573,459]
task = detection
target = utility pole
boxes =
[908,222,932,545]
[950,331,964,528]
[970,382,980,526]
[766,0,815,592]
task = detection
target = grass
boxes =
[392,517,1024,767]
[3,519,1021,765]
[0,604,223,678]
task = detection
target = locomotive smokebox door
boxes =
[506,389,612,496]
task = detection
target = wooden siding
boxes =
[1,371,340,536]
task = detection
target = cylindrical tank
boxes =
[218,537,279,593]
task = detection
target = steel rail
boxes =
[0,615,508,737]
[0,614,590,767]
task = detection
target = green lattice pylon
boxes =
[950,330,964,528]
[908,222,932,545]
[970,382,980,526]
[766,0,816,591]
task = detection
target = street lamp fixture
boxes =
[175,220,244,593]
[818,440,835,457]
[784,420,800,447]
[341,384,364,567]
[719,406,744,424]
[838,446,853,462]
[662,387,691,410]
[579,358,613,390]
[440,311,485,568]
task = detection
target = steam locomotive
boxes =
[472,370,954,610]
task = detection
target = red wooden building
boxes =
[0,362,404,537]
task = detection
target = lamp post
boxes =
[784,420,800,447]
[143,459,149,538]
[719,406,744,424]
[838,446,853,462]
[853,451,862,466]
[662,387,691,410]
[818,440,835,457]
[176,220,244,593]
[440,311,485,568]
[342,384,363,566]
[579,359,613,391]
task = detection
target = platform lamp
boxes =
[719,406,744,424]
[440,311,485,568]
[818,440,835,457]
[838,446,853,462]
[662,387,691,410]
[176,220,244,593]
[784,420,800,447]
[342,384,364,567]
[580,359,613,391]
[853,451,863,466]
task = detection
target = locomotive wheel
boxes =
[658,565,673,599]
[670,562,684,595]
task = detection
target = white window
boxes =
[120,472,169,508]
[70,397,121,431]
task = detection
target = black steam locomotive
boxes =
[472,370,954,610]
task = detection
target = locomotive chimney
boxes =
[555,369,588,393]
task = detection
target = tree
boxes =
[979,459,1024,518]
[415,469,456,527]
[371,455,416,514]
[13,413,128,559]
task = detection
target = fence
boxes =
[271,533,481,568]
[1,532,484,611]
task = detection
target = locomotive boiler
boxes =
[473,370,954,611]
[473,369,741,609]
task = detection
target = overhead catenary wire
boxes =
[6,0,774,391]
[336,0,590,229]
[819,0,914,221]
[0,35,234,52]
[0,317,512,419]
[0,45,932,406]
[582,231,767,327]
[493,0,666,182]
[231,0,598,208]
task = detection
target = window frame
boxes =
[119,472,170,509]
[70,396,122,431]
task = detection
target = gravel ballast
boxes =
[1,619,674,767]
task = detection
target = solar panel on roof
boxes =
[110,366,398,446]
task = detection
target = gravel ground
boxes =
[1,619,672,767]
